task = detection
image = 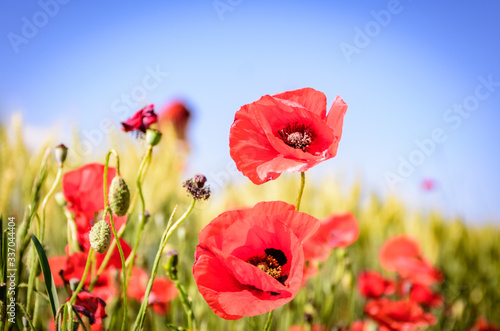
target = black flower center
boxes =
[278,122,315,151]
[247,248,288,285]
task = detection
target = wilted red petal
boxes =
[193,201,319,319]
[69,291,107,325]
[229,88,347,185]
[365,298,436,330]
[121,104,158,133]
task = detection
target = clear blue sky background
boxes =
[1,0,499,223]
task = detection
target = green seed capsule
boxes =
[89,220,111,254]
[108,176,130,216]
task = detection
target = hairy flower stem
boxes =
[27,163,63,324]
[264,310,274,331]
[68,248,93,305]
[103,151,128,331]
[133,200,196,330]
[125,145,153,271]
[295,172,306,211]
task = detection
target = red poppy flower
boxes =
[229,88,347,184]
[192,201,320,319]
[357,271,395,299]
[126,267,178,315]
[63,163,128,250]
[468,318,500,331]
[303,212,359,263]
[68,291,107,325]
[160,100,191,141]
[48,239,131,288]
[289,324,326,331]
[409,283,443,308]
[364,298,436,331]
[63,163,116,222]
[121,104,158,133]
[379,235,443,286]
[347,320,370,331]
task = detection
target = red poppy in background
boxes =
[301,212,359,283]
[48,240,131,289]
[229,88,347,184]
[364,298,436,330]
[160,100,191,141]
[121,104,158,133]
[379,235,443,286]
[126,267,178,315]
[63,163,116,222]
[63,163,128,250]
[303,212,359,263]
[409,283,443,308]
[357,271,395,299]
[468,318,500,331]
[193,201,320,319]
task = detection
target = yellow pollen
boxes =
[248,254,282,280]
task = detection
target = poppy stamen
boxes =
[248,253,283,280]
[278,122,315,151]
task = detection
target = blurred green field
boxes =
[1,115,499,330]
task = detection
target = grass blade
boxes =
[30,234,60,318]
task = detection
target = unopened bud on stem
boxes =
[89,220,111,254]
[55,144,68,166]
[109,176,130,216]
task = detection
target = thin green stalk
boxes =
[133,200,195,330]
[17,303,35,331]
[103,151,128,331]
[89,147,151,290]
[125,145,153,270]
[296,172,306,211]
[28,164,63,322]
[68,248,93,305]
[263,310,274,331]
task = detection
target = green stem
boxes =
[133,200,195,330]
[69,248,93,305]
[103,151,128,331]
[28,165,64,321]
[125,146,153,269]
[263,310,274,331]
[295,172,306,211]
[17,303,36,331]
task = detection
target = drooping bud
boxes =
[183,174,211,200]
[55,144,68,166]
[55,192,67,207]
[108,176,130,216]
[146,128,162,146]
[89,220,111,254]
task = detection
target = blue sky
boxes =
[1,0,499,223]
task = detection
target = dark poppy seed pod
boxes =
[108,176,130,216]
[89,220,111,254]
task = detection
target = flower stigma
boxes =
[278,122,315,151]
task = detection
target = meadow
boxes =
[1,109,499,331]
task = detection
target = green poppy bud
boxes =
[89,220,111,254]
[146,128,162,146]
[55,144,68,166]
[108,176,130,216]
